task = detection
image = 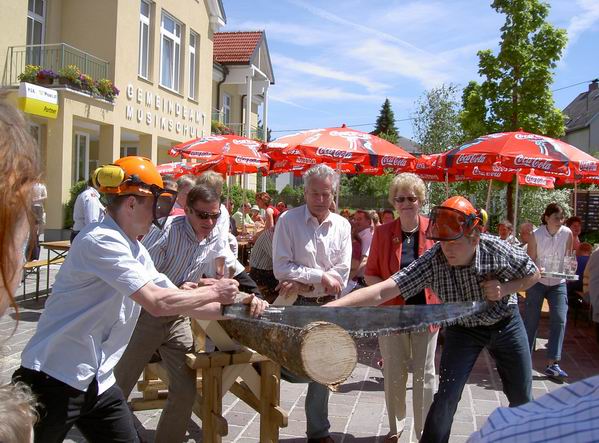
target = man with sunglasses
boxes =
[327,196,540,443]
[14,157,266,442]
[115,183,267,443]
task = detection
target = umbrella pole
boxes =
[485,179,493,213]
[444,170,449,198]
[513,178,519,230]
[574,180,578,216]
[335,162,340,212]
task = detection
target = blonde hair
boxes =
[388,173,426,206]
[196,171,224,196]
[0,383,38,443]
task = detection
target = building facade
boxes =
[562,80,599,155]
[0,0,226,231]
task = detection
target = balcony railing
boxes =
[3,43,110,86]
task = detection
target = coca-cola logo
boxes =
[472,166,502,177]
[514,155,552,170]
[233,139,260,147]
[266,142,288,149]
[296,157,316,165]
[315,147,353,159]
[579,161,598,172]
[381,156,408,167]
[456,154,486,165]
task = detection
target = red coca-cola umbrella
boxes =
[264,124,415,171]
[169,134,270,175]
[438,130,599,176]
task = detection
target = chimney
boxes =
[590,79,599,92]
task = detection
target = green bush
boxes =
[278,185,304,207]
[222,184,256,211]
[63,180,87,228]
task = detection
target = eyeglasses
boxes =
[188,206,221,220]
[393,196,418,203]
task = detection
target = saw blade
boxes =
[222,301,490,337]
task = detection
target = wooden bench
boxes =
[23,258,65,301]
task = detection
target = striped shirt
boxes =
[142,216,228,287]
[391,234,537,327]
[468,375,599,442]
[250,227,274,270]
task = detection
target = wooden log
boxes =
[218,320,357,385]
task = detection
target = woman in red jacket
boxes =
[365,173,439,442]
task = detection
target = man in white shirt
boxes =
[13,156,266,442]
[71,175,105,242]
[273,164,352,443]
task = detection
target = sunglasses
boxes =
[393,196,418,203]
[188,207,221,220]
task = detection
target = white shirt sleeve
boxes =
[272,215,324,285]
[82,190,105,226]
[326,221,352,287]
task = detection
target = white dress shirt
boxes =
[73,187,105,231]
[358,227,373,257]
[273,205,352,297]
[21,216,174,394]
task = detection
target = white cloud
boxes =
[272,53,389,92]
[230,20,332,46]
[566,0,599,44]
[271,84,386,102]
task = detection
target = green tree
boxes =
[372,98,399,144]
[459,0,568,221]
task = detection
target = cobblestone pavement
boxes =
[2,259,598,442]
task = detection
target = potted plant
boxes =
[79,74,98,95]
[95,79,120,102]
[36,68,57,85]
[58,65,82,88]
[17,65,41,83]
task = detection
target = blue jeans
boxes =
[524,282,568,361]
[420,307,532,443]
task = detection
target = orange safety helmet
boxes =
[426,196,488,241]
[95,157,177,229]
[96,156,164,196]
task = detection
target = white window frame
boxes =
[120,145,138,158]
[159,11,182,92]
[223,93,231,125]
[188,31,198,100]
[138,0,151,79]
[26,0,46,66]
[74,132,90,183]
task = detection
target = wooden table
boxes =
[237,238,252,266]
[39,240,71,294]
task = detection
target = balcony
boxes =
[3,43,109,86]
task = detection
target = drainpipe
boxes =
[240,94,246,136]
[215,65,229,113]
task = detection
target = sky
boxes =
[223,0,599,141]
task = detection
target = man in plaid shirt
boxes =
[328,196,540,443]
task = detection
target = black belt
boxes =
[296,294,336,304]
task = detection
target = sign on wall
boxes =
[18,83,58,119]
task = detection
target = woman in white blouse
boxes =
[525,203,573,379]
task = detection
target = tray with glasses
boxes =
[539,252,579,281]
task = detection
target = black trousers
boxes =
[13,367,138,443]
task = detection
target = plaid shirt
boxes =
[391,233,538,327]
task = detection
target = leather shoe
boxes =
[307,437,335,443]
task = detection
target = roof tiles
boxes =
[213,31,263,64]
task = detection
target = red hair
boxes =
[0,93,40,315]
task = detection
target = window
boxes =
[188,31,198,100]
[120,146,138,157]
[223,93,231,125]
[160,12,181,91]
[26,0,45,66]
[138,0,151,79]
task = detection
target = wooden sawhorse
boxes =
[131,319,288,442]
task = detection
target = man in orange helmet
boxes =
[13,156,267,442]
[328,196,540,443]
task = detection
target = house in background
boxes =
[212,30,274,191]
[562,80,599,155]
[0,0,226,233]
